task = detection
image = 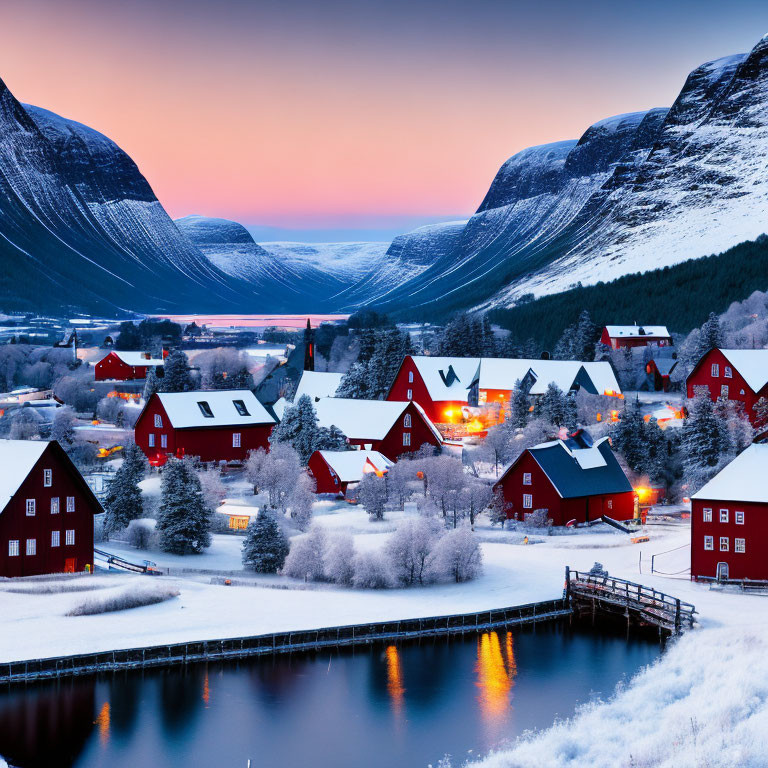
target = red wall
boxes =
[686,349,766,426]
[348,401,441,459]
[691,499,768,580]
[0,443,99,578]
[307,452,347,495]
[388,356,439,422]
[600,329,672,349]
[94,352,150,381]
[134,395,273,465]
[494,450,635,526]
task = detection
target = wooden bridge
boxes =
[565,567,696,635]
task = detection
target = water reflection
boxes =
[475,631,517,731]
[95,702,110,746]
[385,645,406,719]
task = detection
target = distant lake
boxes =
[0,623,660,768]
[152,314,349,329]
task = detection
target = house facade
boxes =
[94,351,166,381]
[493,434,635,526]
[0,440,101,578]
[134,390,275,465]
[600,325,672,349]
[308,450,393,495]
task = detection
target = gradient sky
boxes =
[2,1,767,239]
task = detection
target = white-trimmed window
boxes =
[43,469,52,487]
[26,499,35,516]
[160,434,168,449]
[735,538,746,554]
[148,433,155,448]
[406,389,413,400]
[66,496,75,513]
[607,499,613,510]
[51,531,60,548]
[154,414,163,428]
[704,536,714,551]
[724,366,733,379]
[8,540,19,557]
[233,432,241,448]
[735,511,744,525]
[65,530,75,546]
[26,539,36,556]
[50,497,59,515]
[404,413,412,428]
[408,371,414,383]
[523,494,533,509]
[403,432,411,447]
[711,363,720,377]
[523,472,532,486]
[719,537,729,552]
[720,509,729,523]
[703,507,712,522]
[720,385,729,398]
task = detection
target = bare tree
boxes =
[428,528,483,583]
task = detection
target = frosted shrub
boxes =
[357,473,388,521]
[126,519,155,550]
[523,508,551,529]
[282,526,327,581]
[67,585,179,616]
[324,533,356,585]
[428,528,483,583]
[197,466,227,512]
[288,472,315,531]
[385,518,440,586]
[352,550,393,589]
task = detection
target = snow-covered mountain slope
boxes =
[0,80,258,314]
[378,35,768,318]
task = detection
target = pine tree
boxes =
[156,458,212,554]
[269,394,320,464]
[316,424,350,451]
[143,366,160,400]
[541,383,569,427]
[122,442,148,486]
[242,510,289,573]
[159,349,195,393]
[611,403,648,474]
[681,393,730,492]
[103,461,144,538]
[510,379,531,428]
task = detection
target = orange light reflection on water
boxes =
[385,645,406,719]
[95,702,110,746]
[475,631,517,728]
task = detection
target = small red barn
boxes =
[600,325,672,349]
[134,390,275,465]
[493,435,635,526]
[686,348,768,427]
[691,443,768,581]
[0,439,101,578]
[313,398,443,457]
[308,450,393,495]
[95,351,166,381]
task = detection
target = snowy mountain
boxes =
[378,35,768,318]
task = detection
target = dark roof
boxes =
[527,439,632,499]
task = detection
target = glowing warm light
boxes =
[97,445,124,458]
[385,645,405,719]
[202,670,211,707]
[95,702,110,746]
[610,410,619,422]
[596,413,602,422]
[467,419,485,433]
[475,631,514,725]
[634,486,652,502]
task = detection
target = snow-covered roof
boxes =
[604,325,670,338]
[692,444,768,503]
[317,450,393,482]
[294,371,344,402]
[110,351,165,367]
[155,390,275,429]
[718,350,768,393]
[0,440,49,511]
[407,356,481,402]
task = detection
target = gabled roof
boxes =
[154,390,275,429]
[692,443,768,503]
[316,450,393,482]
[109,351,165,367]
[604,325,670,339]
[294,371,344,402]
[405,356,481,402]
[649,358,678,377]
[718,349,768,393]
[0,440,49,510]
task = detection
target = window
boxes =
[607,499,613,510]
[160,434,168,449]
[233,433,241,448]
[523,494,533,509]
[735,538,746,553]
[720,509,729,523]
[408,371,414,383]
[154,414,163,428]
[233,399,250,417]
[402,432,411,447]
[26,539,36,556]
[404,413,412,428]
[720,385,729,398]
[735,511,744,525]
[740,389,746,395]
[50,497,59,515]
[66,497,75,513]
[406,389,412,400]
[703,507,712,522]
[197,401,214,418]
[26,499,35,516]
[43,469,52,487]
[711,363,720,377]
[65,530,75,546]
[704,536,714,551]
[51,531,60,548]
[719,537,729,552]
[523,472,532,486]
[724,366,733,379]
[148,433,155,448]
[8,540,19,557]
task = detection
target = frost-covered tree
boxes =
[385,460,414,510]
[554,310,598,361]
[611,403,649,475]
[753,397,768,428]
[420,455,467,520]
[103,459,144,538]
[539,383,576,429]
[357,472,388,521]
[323,532,356,585]
[287,472,315,530]
[481,421,515,477]
[283,526,326,581]
[121,442,148,487]
[681,392,731,493]
[245,444,303,512]
[242,510,289,573]
[159,349,195,393]
[456,477,493,529]
[269,395,321,464]
[315,424,350,452]
[197,466,226,512]
[385,517,440,585]
[9,408,40,440]
[352,550,393,589]
[143,367,160,401]
[428,527,483,583]
[694,312,725,360]
[510,378,531,428]
[156,457,212,554]
[51,407,77,449]
[488,488,512,528]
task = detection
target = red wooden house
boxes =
[600,326,672,349]
[691,443,768,581]
[313,398,443,457]
[95,350,166,381]
[686,348,768,427]
[0,440,101,578]
[308,450,393,495]
[134,390,275,466]
[493,434,635,526]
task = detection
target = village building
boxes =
[691,443,768,582]
[308,450,393,495]
[0,440,101,578]
[134,390,275,465]
[94,350,166,381]
[644,357,678,392]
[600,325,672,349]
[273,370,344,420]
[493,432,635,526]
[313,398,443,457]
[686,348,768,427]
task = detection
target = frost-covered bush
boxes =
[323,533,356,585]
[126,519,155,550]
[357,472,388,521]
[523,509,551,529]
[282,526,327,581]
[67,585,179,616]
[197,466,227,513]
[352,550,393,589]
[428,528,483,583]
[385,518,440,586]
[288,472,315,531]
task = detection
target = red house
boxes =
[0,439,101,578]
[134,390,275,465]
[600,325,672,349]
[95,350,166,381]
[308,450,393,495]
[686,348,768,427]
[313,398,443,457]
[493,434,635,526]
[691,443,768,581]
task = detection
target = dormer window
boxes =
[233,399,250,417]
[197,401,214,418]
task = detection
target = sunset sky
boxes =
[2,1,766,239]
